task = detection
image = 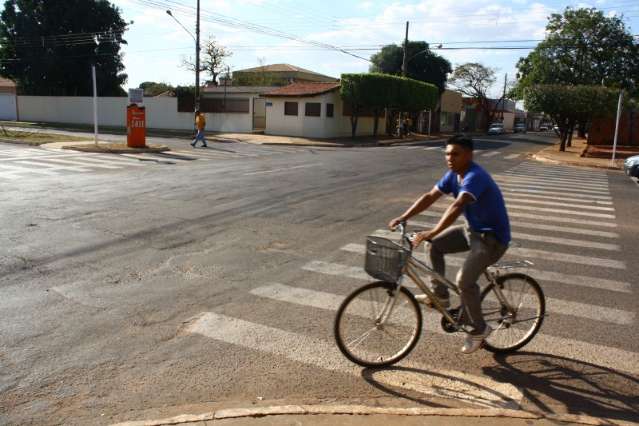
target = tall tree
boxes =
[369,41,451,93]
[512,7,639,96]
[450,63,511,131]
[0,0,129,96]
[183,36,231,86]
[139,81,174,97]
[512,7,639,137]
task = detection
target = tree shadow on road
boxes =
[483,352,639,423]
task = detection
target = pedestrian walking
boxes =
[191,110,208,148]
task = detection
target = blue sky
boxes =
[112,0,638,96]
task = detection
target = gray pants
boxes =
[428,225,508,332]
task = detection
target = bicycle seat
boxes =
[489,260,534,270]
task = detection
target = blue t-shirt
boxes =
[436,162,511,245]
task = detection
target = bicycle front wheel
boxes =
[334,281,422,367]
[480,273,545,353]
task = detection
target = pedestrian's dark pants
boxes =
[428,225,508,332]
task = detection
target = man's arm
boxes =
[389,186,443,229]
[413,193,474,246]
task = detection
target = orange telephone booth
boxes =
[127,104,146,148]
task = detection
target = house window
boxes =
[326,103,334,118]
[284,101,298,116]
[305,102,321,117]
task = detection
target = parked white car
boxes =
[487,123,505,135]
[624,155,639,178]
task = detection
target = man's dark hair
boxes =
[446,135,474,151]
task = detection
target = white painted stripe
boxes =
[497,174,609,188]
[503,154,520,160]
[12,160,90,172]
[507,204,615,219]
[41,157,121,169]
[248,284,638,374]
[302,260,370,281]
[0,171,20,180]
[408,219,619,239]
[481,151,500,157]
[405,146,423,150]
[419,209,616,229]
[512,165,608,176]
[429,202,616,220]
[500,187,612,201]
[187,311,524,407]
[504,197,614,211]
[244,163,321,176]
[374,227,619,251]
[498,175,609,189]
[419,209,616,228]
[340,244,630,293]
[501,191,612,205]
[82,155,146,166]
[424,146,440,151]
[505,172,609,185]
[496,181,611,195]
[0,163,60,175]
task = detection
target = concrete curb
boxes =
[532,154,623,171]
[256,138,447,148]
[109,404,631,426]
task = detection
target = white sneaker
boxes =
[461,325,493,354]
[414,294,450,309]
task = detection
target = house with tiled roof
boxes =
[231,63,338,87]
[261,81,385,138]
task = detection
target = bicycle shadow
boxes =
[483,352,639,423]
[360,366,520,409]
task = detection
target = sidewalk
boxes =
[533,137,625,170]
[206,132,448,148]
[110,404,621,426]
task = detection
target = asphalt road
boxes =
[1,132,637,425]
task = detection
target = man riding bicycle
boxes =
[389,135,511,354]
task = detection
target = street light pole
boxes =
[166,4,200,113]
[195,0,201,112]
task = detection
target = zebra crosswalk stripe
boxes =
[339,244,630,293]
[500,187,612,200]
[428,202,616,220]
[40,157,122,169]
[497,175,609,189]
[186,310,524,407]
[495,181,611,196]
[248,283,639,375]
[0,162,60,176]
[419,209,617,228]
[481,151,500,157]
[503,154,520,160]
[503,197,614,211]
[408,219,619,239]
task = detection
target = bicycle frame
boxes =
[385,222,518,333]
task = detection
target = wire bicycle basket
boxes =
[364,236,410,283]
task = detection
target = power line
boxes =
[128,0,371,62]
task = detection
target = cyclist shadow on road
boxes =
[361,366,521,409]
[483,352,639,422]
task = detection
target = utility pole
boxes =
[501,73,507,120]
[195,0,201,112]
[402,21,409,77]
[611,89,624,167]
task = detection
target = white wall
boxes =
[0,93,17,120]
[264,91,386,138]
[15,95,253,132]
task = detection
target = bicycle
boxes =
[334,221,546,367]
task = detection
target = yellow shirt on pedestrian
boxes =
[195,114,206,130]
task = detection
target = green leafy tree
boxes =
[139,81,174,97]
[513,7,638,95]
[512,7,639,136]
[0,0,129,96]
[341,73,438,137]
[524,85,620,151]
[369,41,451,93]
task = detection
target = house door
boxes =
[253,98,266,130]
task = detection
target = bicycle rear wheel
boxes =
[480,273,545,353]
[334,282,422,367]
